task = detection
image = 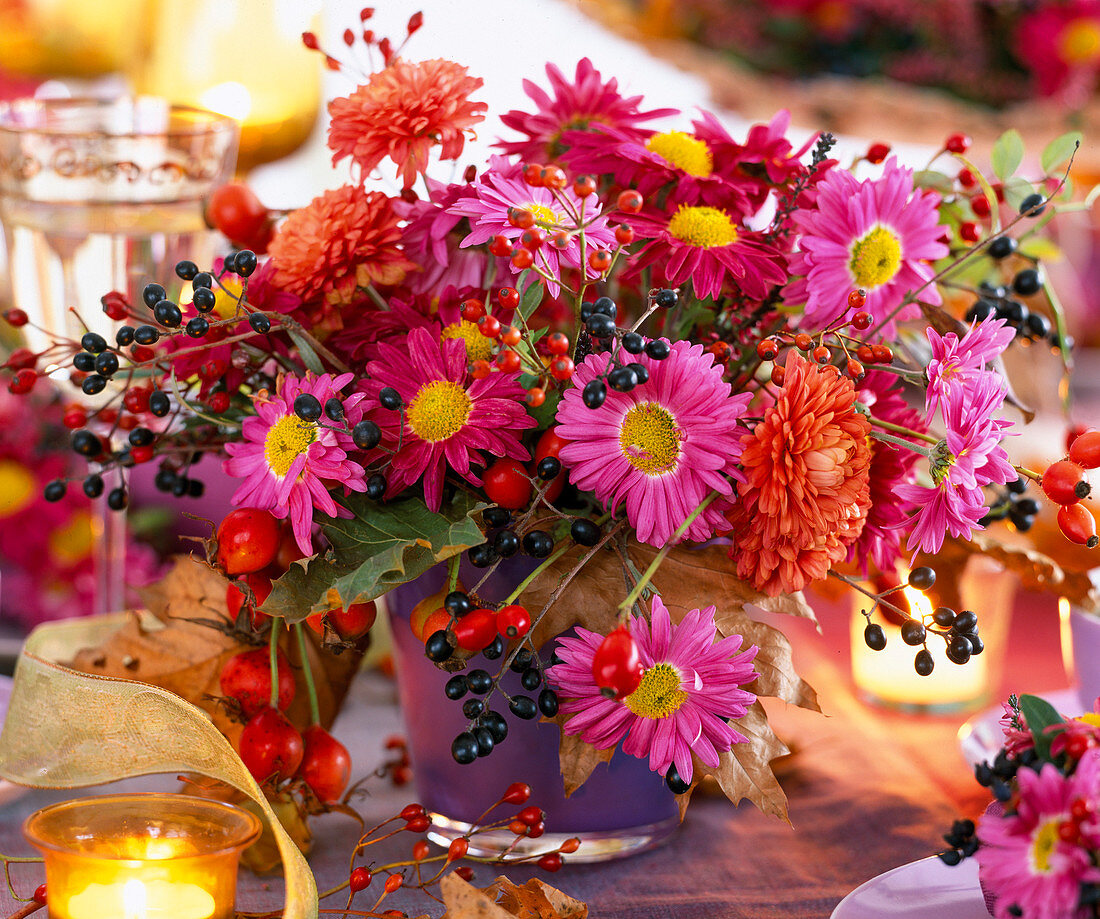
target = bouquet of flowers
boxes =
[2,8,1096,850]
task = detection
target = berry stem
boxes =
[502,542,573,607]
[868,416,939,445]
[1014,464,1043,483]
[447,555,460,593]
[294,623,322,726]
[1041,276,1074,414]
[268,623,280,710]
[869,431,931,457]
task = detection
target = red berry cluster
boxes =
[1042,430,1100,548]
[302,7,422,74]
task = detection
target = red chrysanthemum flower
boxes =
[328,58,487,189]
[268,185,416,308]
[727,354,872,596]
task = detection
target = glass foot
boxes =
[426,812,679,863]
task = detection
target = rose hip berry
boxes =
[1042,460,1091,506]
[216,508,282,574]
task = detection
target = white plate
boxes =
[0,674,28,806]
[957,688,1080,767]
[832,856,986,919]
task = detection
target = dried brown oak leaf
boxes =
[441,872,587,919]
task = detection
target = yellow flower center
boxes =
[645,131,713,177]
[441,320,496,362]
[264,414,317,478]
[667,205,738,249]
[1079,713,1100,728]
[1031,818,1061,874]
[0,459,36,518]
[407,380,472,443]
[849,225,902,290]
[48,510,93,566]
[624,663,688,719]
[524,202,559,227]
[620,402,682,476]
[1060,18,1100,66]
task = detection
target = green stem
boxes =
[617,490,720,613]
[269,624,280,710]
[869,416,939,444]
[1042,277,1074,416]
[1015,464,1043,482]
[447,555,460,593]
[294,623,322,726]
[502,542,573,606]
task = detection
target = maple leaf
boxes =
[440,872,587,919]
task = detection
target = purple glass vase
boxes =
[386,560,680,861]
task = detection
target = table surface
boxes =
[0,586,1066,919]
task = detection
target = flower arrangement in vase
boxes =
[2,5,1099,895]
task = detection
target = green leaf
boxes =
[913,170,953,194]
[261,493,487,621]
[1041,131,1082,175]
[518,279,545,323]
[991,129,1025,182]
[286,328,325,374]
[1018,237,1063,262]
[1002,177,1035,211]
[1019,694,1063,760]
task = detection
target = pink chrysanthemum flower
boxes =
[363,327,535,510]
[1016,1,1100,102]
[496,58,676,163]
[999,702,1035,758]
[448,159,616,297]
[850,373,926,574]
[626,202,787,301]
[548,596,758,783]
[555,340,750,546]
[1050,700,1100,759]
[224,373,367,554]
[978,760,1100,919]
[925,315,1015,422]
[785,157,948,335]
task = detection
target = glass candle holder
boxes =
[23,793,261,919]
[849,556,1017,714]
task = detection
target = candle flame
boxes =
[903,585,934,621]
[199,81,252,121]
[123,879,146,919]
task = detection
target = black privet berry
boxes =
[1020,193,1046,217]
[72,352,96,373]
[571,518,601,546]
[444,591,472,617]
[907,566,936,590]
[1015,497,1041,517]
[932,606,956,627]
[379,387,402,410]
[149,391,171,417]
[153,299,183,327]
[115,326,135,347]
[1012,268,1042,297]
[538,688,559,717]
[938,849,962,867]
[946,635,973,665]
[628,362,650,385]
[645,338,670,360]
[864,622,887,651]
[965,299,995,323]
[494,529,520,558]
[521,668,542,691]
[324,398,344,422]
[582,378,607,409]
[186,317,210,338]
[537,456,561,480]
[665,763,691,794]
[154,468,177,492]
[468,542,498,568]
[293,393,322,422]
[622,331,645,354]
[83,474,105,498]
[466,669,492,694]
[192,288,216,312]
[234,249,257,276]
[425,630,453,662]
[484,507,511,528]
[71,430,102,457]
[1025,313,1051,340]
[509,695,538,720]
[510,649,535,673]
[134,325,160,345]
[444,675,468,700]
[1008,476,1028,494]
[969,634,985,655]
[579,301,594,322]
[43,479,66,502]
[106,486,128,511]
[171,476,191,497]
[81,374,107,395]
[995,300,1028,324]
[192,271,214,289]
[914,649,935,676]
[953,609,979,633]
[128,427,154,447]
[94,351,119,376]
[248,312,271,334]
[188,479,205,498]
[142,282,166,308]
[175,259,198,280]
[223,251,239,274]
[474,727,495,757]
[482,635,505,660]
[462,698,483,719]
[351,420,381,450]
[451,732,478,765]
[586,312,615,338]
[988,236,1017,260]
[655,288,678,309]
[593,296,617,317]
[481,710,508,743]
[523,530,554,558]
[901,620,927,646]
[80,332,108,354]
[365,473,387,500]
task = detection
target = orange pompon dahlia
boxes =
[727,354,872,596]
[268,185,415,308]
[328,58,487,189]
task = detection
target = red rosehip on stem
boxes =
[866,142,890,164]
[945,132,971,154]
[1042,459,1091,506]
[591,626,643,700]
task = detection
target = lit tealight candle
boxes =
[851,587,989,713]
[69,877,215,919]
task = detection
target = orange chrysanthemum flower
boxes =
[268,184,415,309]
[727,354,872,596]
[328,58,487,189]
